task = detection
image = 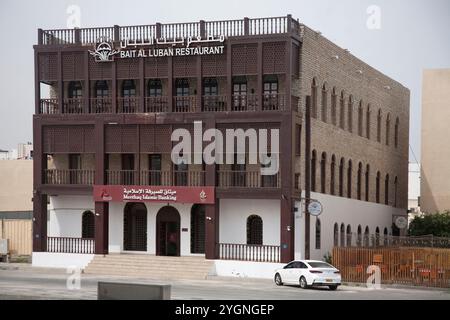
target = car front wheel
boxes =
[328,285,338,291]
[299,276,308,289]
[274,273,283,286]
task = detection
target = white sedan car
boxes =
[274,260,341,290]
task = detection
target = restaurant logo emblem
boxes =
[199,190,207,202]
[89,39,119,62]
[100,189,112,201]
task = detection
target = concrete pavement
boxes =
[0,263,449,300]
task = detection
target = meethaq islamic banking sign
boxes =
[89,34,226,62]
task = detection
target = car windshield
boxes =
[307,262,333,268]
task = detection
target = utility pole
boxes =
[304,95,311,259]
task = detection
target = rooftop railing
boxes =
[38,15,300,45]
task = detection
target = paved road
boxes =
[0,265,449,300]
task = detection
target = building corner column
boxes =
[94,201,109,254]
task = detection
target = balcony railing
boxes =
[40,98,59,114]
[217,170,280,188]
[39,94,292,114]
[39,15,301,45]
[144,96,169,113]
[262,93,286,111]
[202,95,227,112]
[47,237,95,254]
[91,97,113,113]
[62,98,84,114]
[174,96,197,113]
[106,170,205,186]
[44,169,95,185]
[218,243,281,263]
[118,97,139,113]
[232,94,258,111]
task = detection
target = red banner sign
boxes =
[93,185,215,204]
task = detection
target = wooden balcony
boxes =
[38,93,289,114]
[105,170,206,186]
[38,15,301,46]
[44,169,95,185]
[217,170,280,188]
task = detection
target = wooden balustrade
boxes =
[117,97,139,113]
[202,95,227,112]
[47,237,95,254]
[44,169,95,185]
[144,96,169,113]
[62,98,84,114]
[173,96,197,112]
[262,93,286,111]
[231,94,258,111]
[218,243,281,263]
[217,170,280,188]
[91,97,113,113]
[40,98,59,114]
[39,15,300,45]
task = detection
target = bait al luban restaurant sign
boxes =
[89,35,226,62]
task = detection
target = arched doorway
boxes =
[190,204,205,254]
[123,202,147,251]
[156,206,180,256]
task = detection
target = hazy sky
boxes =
[0,0,449,161]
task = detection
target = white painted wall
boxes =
[213,260,284,279]
[295,192,406,261]
[108,201,202,256]
[48,195,94,237]
[219,199,280,245]
[32,252,94,269]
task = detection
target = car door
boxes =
[281,262,294,283]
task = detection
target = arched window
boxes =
[321,83,328,122]
[366,104,371,139]
[311,150,317,192]
[331,87,337,125]
[320,152,327,193]
[246,215,263,245]
[377,109,382,143]
[330,155,336,195]
[68,81,82,98]
[375,227,380,246]
[339,158,345,197]
[347,160,352,198]
[385,174,390,205]
[94,80,109,98]
[333,223,339,246]
[311,78,318,118]
[364,226,370,247]
[385,113,391,146]
[340,223,345,247]
[357,225,362,246]
[383,227,388,245]
[376,171,381,203]
[82,210,95,238]
[358,101,363,136]
[357,162,362,200]
[122,79,136,97]
[339,91,345,129]
[347,95,353,133]
[148,79,162,96]
[346,225,352,246]
[121,80,137,112]
[365,164,370,201]
[315,218,321,249]
[204,77,218,96]
[394,117,399,148]
[394,176,398,207]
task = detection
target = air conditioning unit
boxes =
[0,239,9,255]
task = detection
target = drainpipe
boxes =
[304,95,311,259]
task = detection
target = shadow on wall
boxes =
[420,170,440,214]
